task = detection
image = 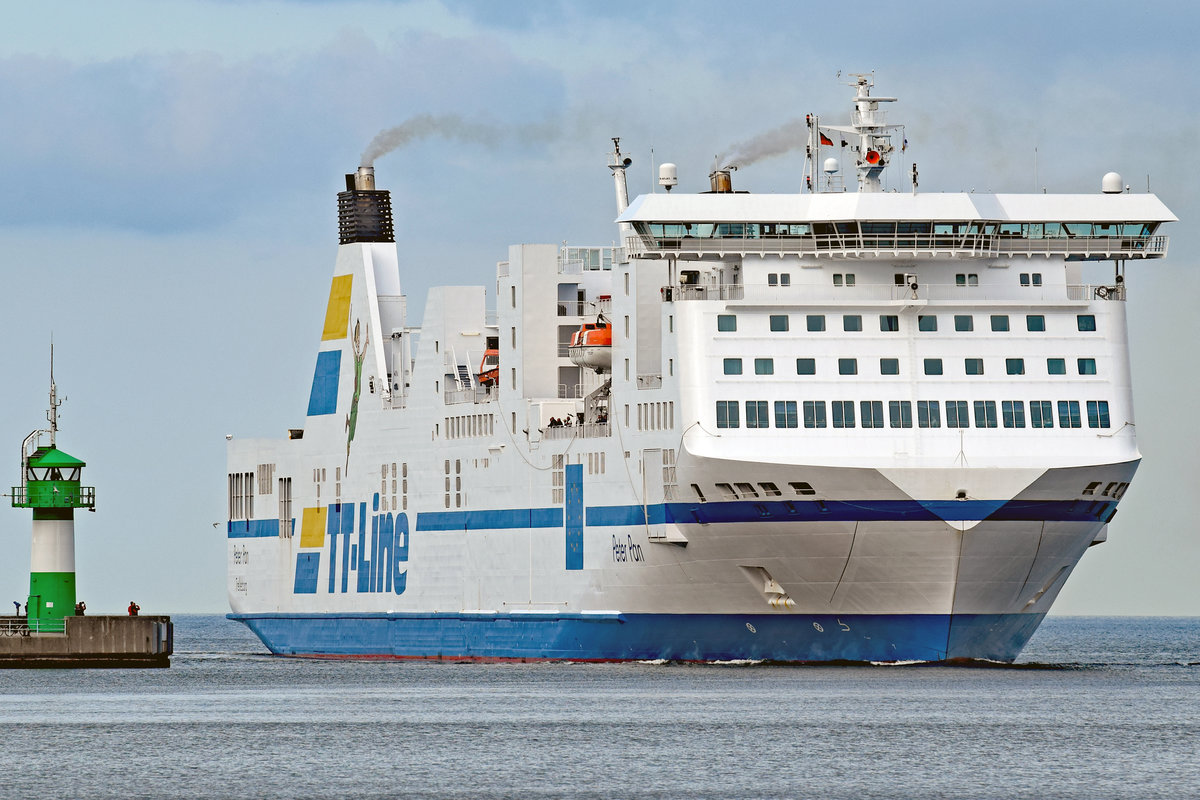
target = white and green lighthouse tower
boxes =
[11,363,94,628]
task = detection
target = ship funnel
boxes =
[337,167,394,244]
[355,166,376,191]
[709,169,733,193]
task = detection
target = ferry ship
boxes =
[226,76,1175,662]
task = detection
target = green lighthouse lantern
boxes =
[10,359,95,627]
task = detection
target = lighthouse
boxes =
[10,362,94,630]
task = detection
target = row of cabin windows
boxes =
[647,222,1155,239]
[719,313,1097,333]
[725,357,1098,377]
[715,399,1111,430]
[690,480,817,503]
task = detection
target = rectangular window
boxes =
[965,358,984,375]
[769,314,789,332]
[973,400,998,428]
[716,401,740,428]
[991,315,1010,332]
[790,481,816,496]
[889,400,913,428]
[1032,273,1043,286]
[832,400,856,428]
[1058,400,1082,428]
[1002,400,1026,428]
[1077,314,1097,331]
[924,358,943,376]
[1027,315,1046,332]
[775,400,798,429]
[1006,358,1025,375]
[879,315,900,332]
[803,400,827,428]
[860,400,884,428]
[880,358,899,375]
[956,273,979,287]
[843,314,863,332]
[807,315,826,332]
[768,273,779,287]
[838,358,858,375]
[1020,273,1031,286]
[955,315,974,332]
[917,400,941,428]
[1087,400,1111,428]
[723,358,742,375]
[918,315,938,332]
[746,401,770,429]
[796,358,816,375]
[754,358,774,375]
[833,273,843,287]
[780,273,791,286]
[946,400,969,428]
[1030,400,1054,428]
[1047,358,1066,375]
[1078,358,1097,375]
[717,314,737,332]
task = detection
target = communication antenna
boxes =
[48,342,64,448]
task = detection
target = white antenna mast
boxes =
[48,342,62,448]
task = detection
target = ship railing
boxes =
[557,258,585,276]
[557,301,592,317]
[444,386,499,405]
[667,282,1126,304]
[626,234,1167,260]
[541,423,611,440]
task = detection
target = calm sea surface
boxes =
[1,616,1197,799]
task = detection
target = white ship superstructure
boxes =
[227,78,1175,661]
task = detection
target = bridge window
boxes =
[1087,400,1111,428]
[716,401,739,429]
[1058,400,1082,428]
[860,401,884,428]
[1002,400,1026,428]
[774,401,798,429]
[917,401,941,428]
[889,400,912,428]
[946,401,969,428]
[745,402,769,429]
[832,401,855,428]
[1030,401,1054,428]
[803,401,827,428]
[974,400,998,428]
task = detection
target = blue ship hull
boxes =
[229,611,1047,663]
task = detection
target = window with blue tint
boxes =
[844,315,863,332]
[991,315,1010,332]
[1030,400,1054,428]
[955,315,974,332]
[770,314,789,332]
[755,358,774,375]
[716,401,739,428]
[717,314,736,332]
[1087,400,1110,428]
[860,400,884,428]
[889,400,913,428]
[1058,400,1082,428]
[880,358,900,375]
[775,400,798,429]
[1077,314,1097,331]
[965,358,984,375]
[1078,358,1097,375]
[918,315,938,331]
[1020,273,1031,286]
[746,401,770,429]
[803,400,827,428]
[1006,358,1025,375]
[723,358,742,375]
[1047,358,1066,375]
[917,400,941,428]
[767,273,779,287]
[880,315,899,332]
[974,400,998,428]
[1027,315,1045,332]
[807,315,826,332]
[1032,273,1043,286]
[956,273,979,287]
[839,358,858,375]
[796,358,816,375]
[924,358,943,375]
[946,400,969,428]
[1002,400,1026,428]
[833,274,843,287]
[832,400,856,428]
[780,273,791,286]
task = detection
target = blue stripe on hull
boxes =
[228,611,1046,663]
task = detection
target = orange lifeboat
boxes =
[568,321,612,373]
[477,347,500,386]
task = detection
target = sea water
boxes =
[1,616,1197,799]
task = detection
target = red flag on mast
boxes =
[819,131,834,146]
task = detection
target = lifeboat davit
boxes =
[568,322,612,373]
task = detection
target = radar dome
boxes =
[823,157,840,174]
[658,163,678,191]
[1101,172,1123,194]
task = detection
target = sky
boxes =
[0,0,1196,615]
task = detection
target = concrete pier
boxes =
[0,615,172,668]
